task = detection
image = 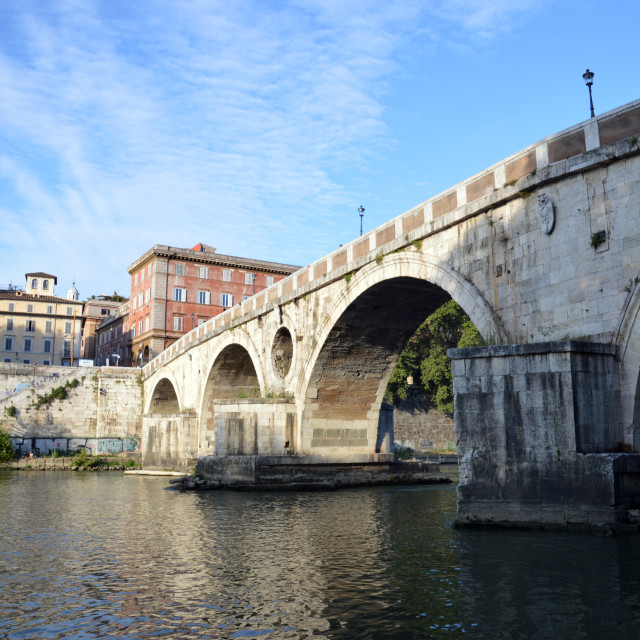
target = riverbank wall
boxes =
[0,364,142,457]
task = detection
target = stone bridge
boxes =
[142,99,640,527]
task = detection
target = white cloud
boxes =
[0,0,549,295]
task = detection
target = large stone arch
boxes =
[297,252,506,457]
[615,273,640,449]
[146,375,181,415]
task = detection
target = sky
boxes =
[1,0,639,299]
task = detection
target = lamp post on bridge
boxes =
[358,205,365,236]
[582,69,595,118]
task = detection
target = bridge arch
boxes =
[615,272,640,450]
[198,333,265,447]
[146,375,181,415]
[297,252,506,456]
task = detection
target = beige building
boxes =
[0,273,84,366]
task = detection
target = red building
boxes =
[127,243,299,364]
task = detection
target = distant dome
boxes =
[67,283,79,301]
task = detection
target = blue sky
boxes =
[1,0,638,298]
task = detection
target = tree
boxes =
[0,426,15,462]
[384,300,485,414]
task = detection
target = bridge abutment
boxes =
[449,341,640,528]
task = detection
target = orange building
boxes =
[127,243,299,364]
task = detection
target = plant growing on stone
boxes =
[590,230,606,249]
[0,426,15,461]
[6,406,16,417]
[625,276,640,293]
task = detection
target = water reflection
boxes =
[2,470,640,639]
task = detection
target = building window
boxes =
[199,266,208,279]
[3,358,12,363]
[266,275,274,286]
[148,263,152,276]
[197,290,210,305]
[64,321,72,334]
[134,273,138,285]
[46,305,53,314]
[173,316,184,331]
[43,280,49,290]
[25,320,35,332]
[175,263,185,276]
[63,340,71,359]
[27,304,34,313]
[138,293,143,308]
[43,360,50,366]
[244,272,253,285]
[173,288,187,302]
[66,307,73,315]
[222,269,231,282]
[138,320,142,335]
[141,269,145,283]
[6,318,13,331]
[145,288,150,304]
[4,337,13,351]
[101,308,110,315]
[23,359,31,365]
[24,338,32,352]
[43,340,52,353]
[8,303,15,312]
[31,279,37,289]
[45,320,52,334]
[144,317,149,332]
[132,297,137,311]
[220,293,233,307]
[131,325,136,338]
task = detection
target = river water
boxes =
[1,468,640,639]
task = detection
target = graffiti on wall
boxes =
[10,436,141,456]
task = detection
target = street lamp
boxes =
[111,354,120,367]
[358,205,365,236]
[582,69,595,118]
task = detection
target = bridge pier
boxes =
[450,341,640,529]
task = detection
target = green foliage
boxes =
[0,426,15,461]
[6,406,16,417]
[590,231,606,249]
[375,253,384,265]
[384,300,485,414]
[33,379,79,409]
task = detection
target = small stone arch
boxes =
[147,376,181,414]
[271,325,295,381]
[198,334,264,454]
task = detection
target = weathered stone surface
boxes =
[449,341,634,527]
[191,455,449,489]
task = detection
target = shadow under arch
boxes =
[199,338,264,450]
[147,376,181,414]
[297,252,506,456]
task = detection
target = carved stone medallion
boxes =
[537,193,555,235]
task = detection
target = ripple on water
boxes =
[3,471,640,639]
